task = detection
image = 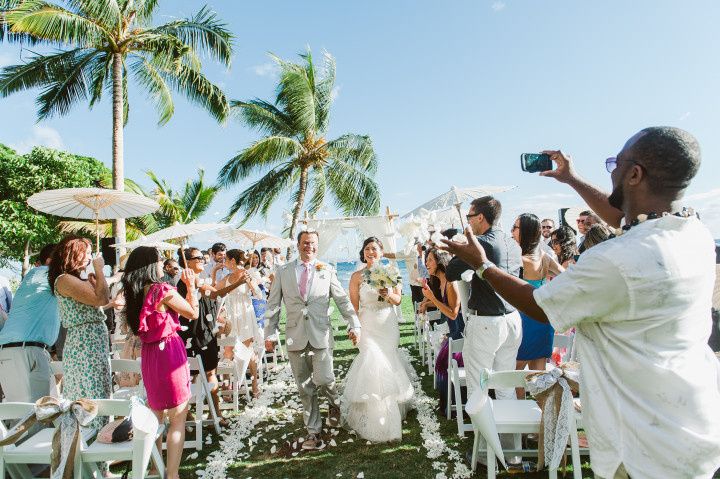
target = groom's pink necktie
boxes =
[299,262,311,300]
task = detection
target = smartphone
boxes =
[520,153,553,173]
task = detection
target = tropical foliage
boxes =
[0,0,233,244]
[0,143,108,274]
[218,49,380,241]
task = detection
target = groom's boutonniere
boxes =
[316,262,328,279]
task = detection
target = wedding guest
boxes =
[163,259,180,286]
[122,246,199,479]
[445,196,523,464]
[216,249,263,398]
[540,218,555,244]
[575,210,591,245]
[550,226,578,268]
[48,237,111,428]
[422,248,465,340]
[272,247,286,266]
[0,244,58,402]
[709,246,720,352]
[443,127,720,479]
[582,223,612,251]
[177,247,243,426]
[203,242,229,286]
[511,214,563,378]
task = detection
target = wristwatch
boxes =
[475,261,496,279]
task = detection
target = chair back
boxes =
[456,279,471,319]
[448,337,464,370]
[0,402,34,422]
[482,368,545,390]
[110,359,142,375]
[425,310,442,323]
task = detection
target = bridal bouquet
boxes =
[363,262,402,302]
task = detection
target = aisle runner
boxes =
[402,348,472,479]
[198,348,471,479]
[198,362,298,479]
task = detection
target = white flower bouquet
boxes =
[363,262,402,301]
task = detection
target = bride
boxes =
[341,236,415,442]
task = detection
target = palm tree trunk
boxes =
[21,239,31,278]
[287,167,309,258]
[112,53,126,257]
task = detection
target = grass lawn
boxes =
[179,297,597,479]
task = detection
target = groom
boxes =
[264,230,361,450]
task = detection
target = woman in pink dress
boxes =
[121,247,199,479]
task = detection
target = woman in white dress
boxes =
[342,237,415,442]
[216,249,263,398]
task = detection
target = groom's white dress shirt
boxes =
[534,215,720,479]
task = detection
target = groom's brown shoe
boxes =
[326,405,341,427]
[301,433,324,450]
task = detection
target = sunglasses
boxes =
[188,256,205,262]
[605,157,646,173]
[466,212,481,221]
[541,225,553,229]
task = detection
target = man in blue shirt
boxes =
[0,244,58,402]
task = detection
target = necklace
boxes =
[611,207,697,237]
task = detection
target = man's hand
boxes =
[540,150,577,184]
[439,227,488,269]
[265,339,275,352]
[348,329,359,346]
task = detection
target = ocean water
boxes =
[332,260,411,295]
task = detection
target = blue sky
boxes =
[1,0,719,255]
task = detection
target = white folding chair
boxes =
[456,279,471,320]
[49,361,64,398]
[0,402,52,479]
[468,369,582,479]
[110,358,144,400]
[424,310,442,373]
[216,337,251,411]
[181,356,221,450]
[445,337,465,418]
[76,398,165,479]
[428,321,449,377]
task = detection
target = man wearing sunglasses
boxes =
[442,127,720,479]
[162,259,181,286]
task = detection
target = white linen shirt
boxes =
[534,215,720,479]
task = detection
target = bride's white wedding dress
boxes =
[341,282,415,442]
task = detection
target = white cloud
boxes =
[10,125,66,154]
[330,85,341,101]
[491,1,506,12]
[249,62,278,77]
[685,188,720,202]
[678,111,691,121]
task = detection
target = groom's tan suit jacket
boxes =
[264,259,360,352]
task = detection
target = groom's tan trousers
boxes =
[287,344,337,434]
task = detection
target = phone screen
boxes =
[521,153,553,173]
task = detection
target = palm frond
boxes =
[326,133,378,173]
[273,52,317,133]
[130,54,174,125]
[314,50,335,132]
[159,61,228,123]
[230,99,296,137]
[224,162,296,223]
[217,136,302,187]
[132,0,159,22]
[181,169,218,221]
[35,48,102,119]
[326,159,381,216]
[150,5,232,66]
[88,51,110,107]
[0,48,79,96]
[6,1,109,46]
[64,0,120,31]
[306,166,326,216]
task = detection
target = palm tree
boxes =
[147,168,219,228]
[218,49,380,243]
[0,0,233,245]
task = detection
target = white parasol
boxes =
[217,228,293,250]
[27,187,159,252]
[402,185,517,228]
[111,238,180,251]
[142,222,227,267]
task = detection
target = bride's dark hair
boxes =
[359,236,384,263]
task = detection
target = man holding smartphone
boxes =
[442,127,720,479]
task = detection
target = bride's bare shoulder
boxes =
[349,269,365,283]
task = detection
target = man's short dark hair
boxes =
[541,218,555,225]
[629,126,701,199]
[469,196,502,225]
[578,210,592,217]
[37,243,57,265]
[163,258,177,267]
[297,230,320,243]
[210,242,226,254]
[260,247,271,254]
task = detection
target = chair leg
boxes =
[549,468,557,479]
[487,446,496,479]
[454,381,465,437]
[471,432,480,473]
[151,444,166,479]
[446,379,452,420]
[569,418,582,479]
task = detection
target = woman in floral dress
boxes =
[48,236,112,429]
